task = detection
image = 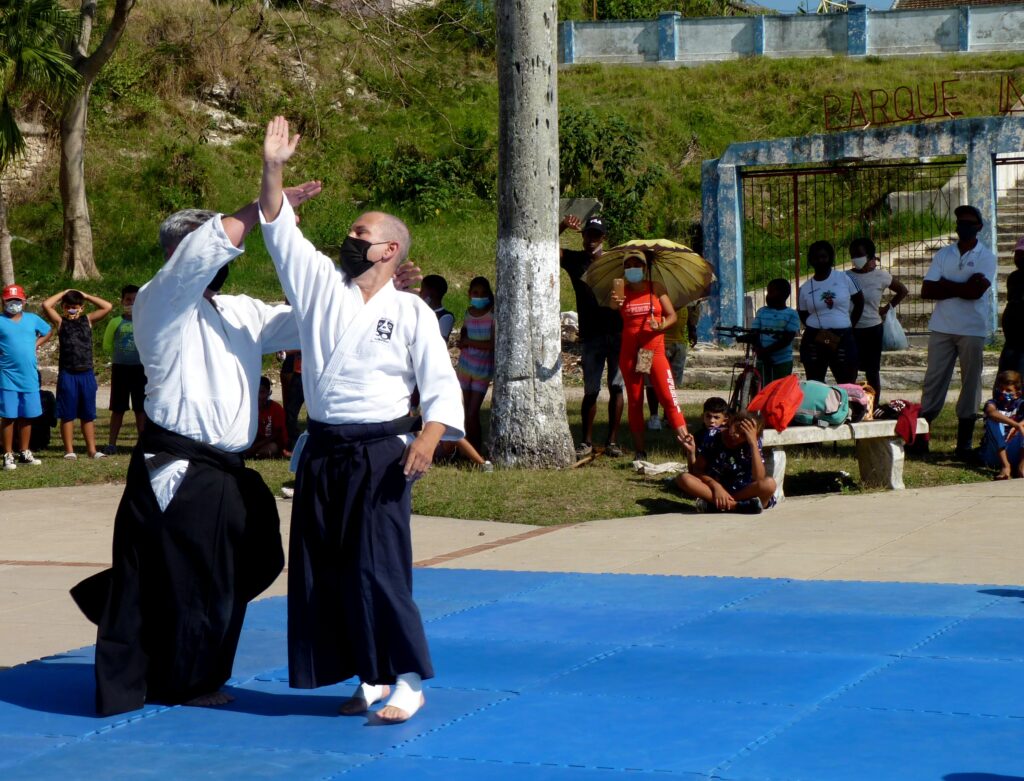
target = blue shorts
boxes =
[0,389,42,420]
[56,370,98,422]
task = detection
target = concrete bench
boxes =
[761,418,929,502]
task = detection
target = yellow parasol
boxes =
[581,238,716,310]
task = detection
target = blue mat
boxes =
[2,569,1023,780]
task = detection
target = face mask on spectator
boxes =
[850,256,868,270]
[470,296,491,309]
[4,301,23,315]
[624,268,645,284]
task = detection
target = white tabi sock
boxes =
[385,672,424,717]
[354,682,388,707]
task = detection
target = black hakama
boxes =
[288,417,432,689]
[71,424,284,716]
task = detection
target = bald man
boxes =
[259,117,464,724]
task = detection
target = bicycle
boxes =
[715,325,785,412]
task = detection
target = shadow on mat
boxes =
[944,775,1024,780]
[0,662,100,717]
[979,589,1024,602]
[0,662,345,721]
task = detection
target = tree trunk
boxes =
[0,182,13,287]
[58,0,135,280]
[60,88,98,279]
[489,0,574,468]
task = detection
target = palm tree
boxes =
[0,0,80,286]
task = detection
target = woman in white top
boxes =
[797,240,865,385]
[846,237,909,403]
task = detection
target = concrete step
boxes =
[682,366,999,392]
[684,346,1002,370]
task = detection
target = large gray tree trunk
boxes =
[0,182,13,287]
[489,0,574,468]
[59,0,136,280]
[60,88,97,279]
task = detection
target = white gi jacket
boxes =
[134,215,299,506]
[260,199,464,440]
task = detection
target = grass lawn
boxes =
[0,399,993,525]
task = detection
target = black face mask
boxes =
[339,236,378,279]
[208,264,229,292]
[955,221,981,241]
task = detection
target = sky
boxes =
[749,0,894,12]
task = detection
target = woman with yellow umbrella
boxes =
[609,249,690,460]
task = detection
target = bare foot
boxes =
[376,694,425,724]
[995,469,1011,481]
[185,690,235,707]
[339,685,390,715]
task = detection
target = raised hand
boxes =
[285,180,322,208]
[264,116,300,167]
[395,260,423,293]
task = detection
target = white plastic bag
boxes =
[881,308,908,352]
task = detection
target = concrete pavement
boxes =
[2,479,1023,667]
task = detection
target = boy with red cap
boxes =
[0,284,51,470]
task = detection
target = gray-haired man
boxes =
[71,187,320,716]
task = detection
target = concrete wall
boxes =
[868,9,959,55]
[559,4,1024,66]
[677,17,756,62]
[764,14,845,58]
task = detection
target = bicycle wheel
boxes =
[735,368,762,411]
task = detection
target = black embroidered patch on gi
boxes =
[375,318,395,342]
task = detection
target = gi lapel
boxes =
[315,281,398,401]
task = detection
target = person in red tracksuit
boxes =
[611,250,688,460]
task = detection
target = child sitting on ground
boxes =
[979,370,1024,480]
[750,278,800,385]
[674,410,776,514]
[41,288,112,460]
[245,376,288,459]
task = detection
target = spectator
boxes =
[420,274,455,342]
[797,240,864,385]
[41,288,113,460]
[0,284,51,470]
[245,376,288,458]
[279,349,304,453]
[31,372,57,452]
[559,215,625,458]
[998,237,1024,377]
[456,276,495,452]
[101,284,146,454]
[674,410,776,514]
[645,303,699,429]
[846,238,908,403]
[610,249,688,460]
[979,370,1024,480]
[750,279,801,385]
[692,396,729,441]
[918,204,998,457]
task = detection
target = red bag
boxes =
[747,374,804,433]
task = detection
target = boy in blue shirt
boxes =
[101,284,146,454]
[0,284,51,470]
[750,278,801,385]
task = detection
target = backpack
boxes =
[792,380,850,427]
[747,374,803,432]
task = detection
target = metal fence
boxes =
[740,159,966,333]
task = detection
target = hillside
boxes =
[7,0,1024,317]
